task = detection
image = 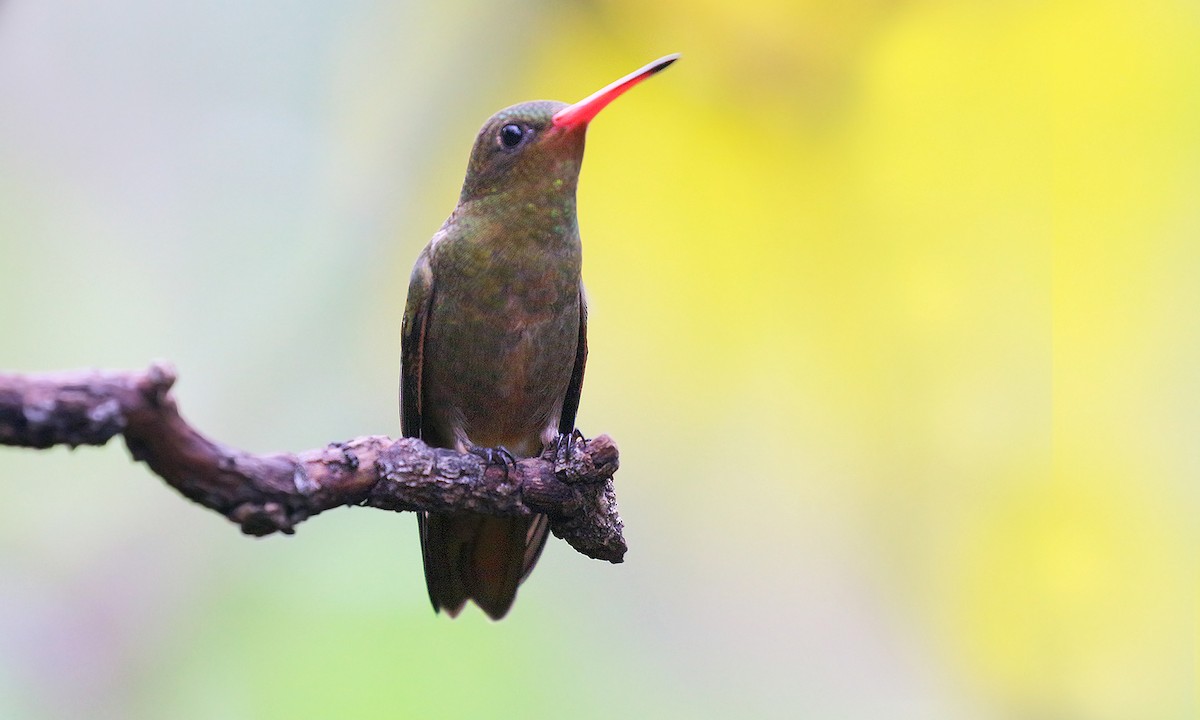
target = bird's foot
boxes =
[467,444,518,480]
[548,428,587,465]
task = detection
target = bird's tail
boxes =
[418,511,549,620]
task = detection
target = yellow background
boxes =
[0,1,1194,718]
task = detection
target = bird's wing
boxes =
[402,249,463,612]
[400,248,434,440]
[558,286,588,435]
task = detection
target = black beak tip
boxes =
[649,53,681,75]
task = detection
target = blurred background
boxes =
[0,0,1195,718]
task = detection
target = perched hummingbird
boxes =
[400,54,678,620]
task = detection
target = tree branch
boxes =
[0,363,625,562]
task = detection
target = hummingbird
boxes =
[400,54,678,620]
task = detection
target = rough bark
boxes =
[0,363,624,562]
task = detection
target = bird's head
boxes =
[457,54,678,205]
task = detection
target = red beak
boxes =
[552,54,680,129]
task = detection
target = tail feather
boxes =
[419,511,548,620]
[418,512,468,617]
[521,513,550,582]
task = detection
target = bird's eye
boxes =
[498,123,525,149]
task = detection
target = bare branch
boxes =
[0,363,624,562]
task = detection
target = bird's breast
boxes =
[422,243,581,456]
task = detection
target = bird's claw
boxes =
[549,429,587,465]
